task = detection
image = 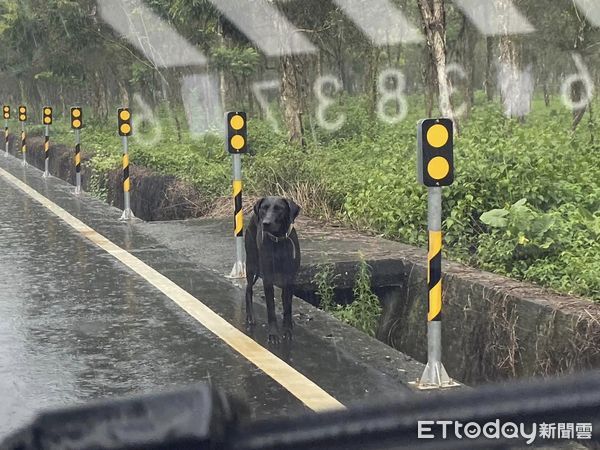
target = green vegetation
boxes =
[313,259,383,337]
[26,93,600,303]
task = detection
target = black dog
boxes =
[245,197,301,343]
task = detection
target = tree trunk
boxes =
[485,37,494,101]
[498,0,530,121]
[217,18,228,113]
[462,18,476,115]
[366,48,381,119]
[417,0,455,122]
[280,54,306,146]
[421,54,435,117]
[571,12,588,131]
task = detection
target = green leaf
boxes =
[480,209,510,228]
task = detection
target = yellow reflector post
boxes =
[230,114,245,130]
[44,108,51,115]
[427,156,450,180]
[73,119,81,129]
[231,135,245,150]
[120,110,131,121]
[426,124,449,148]
[121,124,131,135]
[72,109,81,118]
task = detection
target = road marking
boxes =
[0,166,344,412]
[98,0,207,68]
[452,0,535,36]
[332,0,422,46]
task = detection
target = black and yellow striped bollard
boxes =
[416,118,459,389]
[18,105,27,166]
[226,111,248,279]
[71,107,83,194]
[3,105,9,158]
[42,106,52,177]
[118,107,134,220]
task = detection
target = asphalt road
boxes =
[0,153,418,440]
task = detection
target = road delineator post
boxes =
[3,105,10,158]
[415,118,460,390]
[18,105,27,167]
[42,106,52,178]
[118,107,134,221]
[71,107,83,195]
[226,111,248,279]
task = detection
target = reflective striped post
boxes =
[226,112,248,279]
[418,187,457,388]
[4,120,7,158]
[3,105,9,157]
[71,107,83,195]
[231,155,244,277]
[74,130,82,194]
[20,122,26,166]
[18,106,27,167]
[416,118,459,389]
[42,106,52,178]
[118,108,134,220]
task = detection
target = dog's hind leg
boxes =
[245,272,258,327]
[282,286,294,340]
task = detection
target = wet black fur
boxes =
[245,196,301,343]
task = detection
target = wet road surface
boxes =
[0,171,308,437]
[0,154,419,439]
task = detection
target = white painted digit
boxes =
[561,53,594,111]
[131,93,162,147]
[377,69,407,124]
[314,75,346,131]
[252,80,281,133]
[445,63,468,118]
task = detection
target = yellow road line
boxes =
[0,166,344,412]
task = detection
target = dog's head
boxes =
[253,197,300,236]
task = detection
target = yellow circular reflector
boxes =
[19,114,26,121]
[44,108,51,115]
[120,110,130,121]
[43,117,51,124]
[72,119,81,128]
[427,156,450,180]
[231,135,245,150]
[427,124,449,148]
[4,107,9,112]
[230,115,245,130]
[121,124,131,134]
[19,107,25,113]
[72,109,81,118]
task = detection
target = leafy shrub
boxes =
[65,94,600,302]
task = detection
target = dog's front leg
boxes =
[245,273,255,327]
[264,279,280,344]
[282,286,294,340]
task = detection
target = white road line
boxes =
[0,166,344,412]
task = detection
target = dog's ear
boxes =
[285,199,301,224]
[253,198,264,216]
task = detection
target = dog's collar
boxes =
[262,223,295,243]
[262,223,297,260]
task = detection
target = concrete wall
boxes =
[297,256,600,386]
[10,136,207,221]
